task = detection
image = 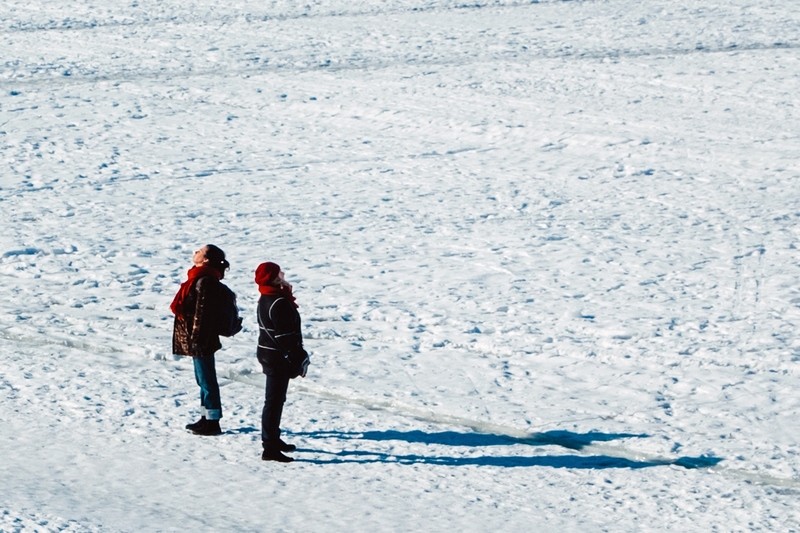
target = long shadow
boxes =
[291,429,648,449]
[227,425,260,435]
[297,450,720,469]
[290,429,723,470]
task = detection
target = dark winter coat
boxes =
[172,276,223,357]
[256,295,307,375]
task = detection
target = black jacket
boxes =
[172,276,222,357]
[256,295,307,375]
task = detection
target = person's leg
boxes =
[261,372,289,442]
[194,355,222,421]
[186,358,208,430]
[261,372,292,461]
[189,355,222,435]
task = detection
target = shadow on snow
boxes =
[289,429,723,470]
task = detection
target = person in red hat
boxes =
[170,244,231,436]
[255,262,310,463]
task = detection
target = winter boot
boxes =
[262,449,294,463]
[185,416,207,432]
[189,418,222,436]
[262,441,294,463]
[278,438,297,452]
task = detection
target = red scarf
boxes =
[258,284,298,308]
[170,265,221,316]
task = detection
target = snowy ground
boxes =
[1,0,799,531]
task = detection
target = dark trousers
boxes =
[261,371,290,445]
[193,354,222,420]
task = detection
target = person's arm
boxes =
[269,298,306,356]
[190,277,214,355]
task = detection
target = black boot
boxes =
[198,419,222,436]
[262,441,294,463]
[278,438,297,452]
[185,416,207,432]
[188,418,222,436]
[262,449,294,463]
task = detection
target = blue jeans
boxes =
[193,355,222,421]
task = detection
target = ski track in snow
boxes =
[2,0,800,531]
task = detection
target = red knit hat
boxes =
[255,262,281,286]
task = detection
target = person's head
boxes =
[254,261,284,287]
[194,244,230,279]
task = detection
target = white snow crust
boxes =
[1,0,799,531]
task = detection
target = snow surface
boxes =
[1,0,799,531]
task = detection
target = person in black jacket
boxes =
[170,244,230,436]
[255,261,309,462]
